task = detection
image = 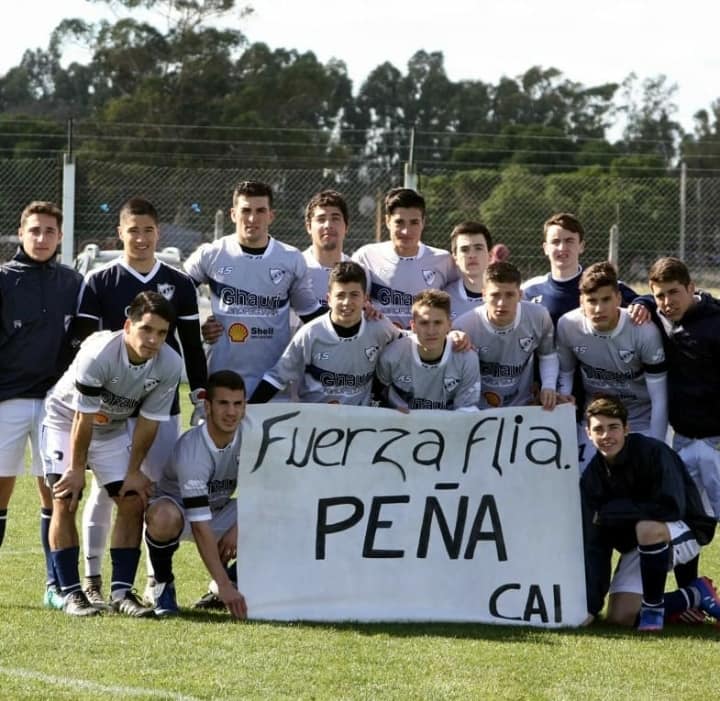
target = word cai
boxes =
[252,410,573,480]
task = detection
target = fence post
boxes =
[403,127,418,190]
[214,209,224,240]
[679,160,687,260]
[608,224,619,269]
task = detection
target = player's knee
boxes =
[145,500,183,539]
[606,596,640,626]
[635,520,668,545]
[45,473,84,505]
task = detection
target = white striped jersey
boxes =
[443,278,484,320]
[156,422,241,522]
[77,258,199,358]
[263,314,400,405]
[376,334,481,410]
[556,307,666,430]
[352,241,456,328]
[454,302,556,408]
[302,247,350,309]
[184,236,320,394]
[44,330,182,438]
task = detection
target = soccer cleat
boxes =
[637,605,664,632]
[692,576,720,620]
[63,589,101,617]
[667,607,707,625]
[111,589,156,618]
[151,581,179,618]
[43,585,65,611]
[191,590,225,611]
[84,576,112,612]
[142,576,157,607]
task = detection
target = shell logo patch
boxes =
[228,323,249,343]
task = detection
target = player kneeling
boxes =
[581,396,720,632]
[144,371,248,619]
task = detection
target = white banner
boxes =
[237,402,588,627]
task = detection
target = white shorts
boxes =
[151,494,236,542]
[41,425,131,487]
[673,434,720,520]
[0,398,45,477]
[609,520,701,595]
[127,415,181,482]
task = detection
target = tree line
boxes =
[0,0,719,177]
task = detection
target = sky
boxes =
[1,0,717,135]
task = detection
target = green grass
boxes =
[0,389,718,700]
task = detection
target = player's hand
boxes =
[362,300,383,321]
[448,329,473,352]
[189,388,207,426]
[556,393,576,405]
[539,388,557,411]
[119,471,153,507]
[201,316,224,344]
[627,303,650,325]
[53,468,86,513]
[218,581,248,620]
[217,525,238,565]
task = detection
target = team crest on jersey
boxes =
[531,295,543,304]
[397,374,412,384]
[518,336,534,353]
[444,377,460,392]
[144,378,161,392]
[157,283,175,300]
[269,268,285,285]
[573,345,588,354]
[228,323,249,343]
[618,349,635,363]
[110,377,120,384]
[422,270,436,286]
[364,345,380,362]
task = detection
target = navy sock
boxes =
[51,546,81,595]
[674,555,699,588]
[40,508,55,586]
[0,509,7,547]
[110,547,141,599]
[145,533,179,584]
[639,541,670,608]
[664,587,695,617]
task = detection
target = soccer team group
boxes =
[1,180,719,632]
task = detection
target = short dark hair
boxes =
[233,180,273,208]
[412,289,451,319]
[305,190,349,227]
[648,257,691,287]
[484,261,521,287]
[328,260,367,290]
[585,395,628,427]
[207,370,246,400]
[119,197,159,225]
[450,221,492,254]
[543,212,584,242]
[127,291,175,325]
[20,201,62,230]
[384,187,425,217]
[579,261,619,296]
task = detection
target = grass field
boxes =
[0,391,718,700]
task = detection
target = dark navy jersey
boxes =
[523,267,637,326]
[77,258,198,357]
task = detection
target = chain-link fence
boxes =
[2,156,719,290]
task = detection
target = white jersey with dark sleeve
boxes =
[184,236,320,394]
[262,314,400,405]
[156,422,241,522]
[43,330,182,438]
[556,307,666,429]
[454,301,556,409]
[443,278,484,320]
[376,334,481,410]
[352,241,456,328]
